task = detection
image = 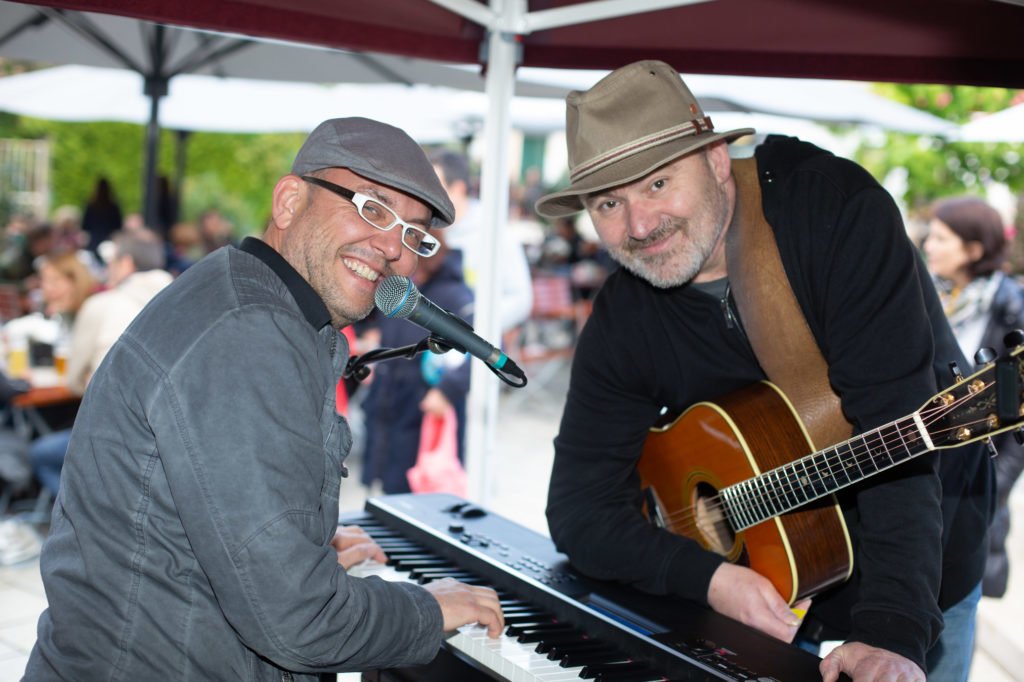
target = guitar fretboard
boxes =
[720,414,925,530]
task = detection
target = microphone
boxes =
[374,275,522,378]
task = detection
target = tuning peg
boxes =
[985,438,1000,459]
[974,347,998,365]
[1015,428,1024,446]
[1004,329,1024,350]
[949,361,964,381]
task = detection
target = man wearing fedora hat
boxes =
[26,117,504,680]
[539,61,991,682]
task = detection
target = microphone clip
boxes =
[344,334,463,384]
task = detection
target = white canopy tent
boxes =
[0,64,500,142]
[515,67,957,136]
[959,103,1024,143]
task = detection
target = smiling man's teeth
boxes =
[343,259,379,282]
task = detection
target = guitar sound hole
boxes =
[692,482,735,556]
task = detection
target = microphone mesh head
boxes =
[374,275,419,318]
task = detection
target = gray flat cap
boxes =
[292,117,455,227]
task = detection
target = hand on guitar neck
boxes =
[707,562,811,643]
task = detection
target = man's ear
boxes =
[270,175,303,230]
[705,140,732,185]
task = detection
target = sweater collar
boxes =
[238,237,332,330]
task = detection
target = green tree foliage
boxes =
[1,114,305,237]
[854,84,1023,218]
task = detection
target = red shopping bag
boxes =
[407,405,467,496]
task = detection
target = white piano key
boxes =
[448,624,586,682]
[352,560,588,682]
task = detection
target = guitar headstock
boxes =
[923,334,1024,449]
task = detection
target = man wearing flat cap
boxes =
[26,117,503,680]
[540,61,992,682]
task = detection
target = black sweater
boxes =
[546,136,993,670]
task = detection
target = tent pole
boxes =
[142,25,168,229]
[464,3,520,505]
[173,130,191,230]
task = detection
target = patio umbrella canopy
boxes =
[0,63,502,141]
[959,102,1024,143]
[5,0,1024,87]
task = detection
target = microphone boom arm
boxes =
[344,333,527,389]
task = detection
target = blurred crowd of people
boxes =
[0,176,240,565]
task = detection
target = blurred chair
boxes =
[503,272,592,405]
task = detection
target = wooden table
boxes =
[10,384,81,438]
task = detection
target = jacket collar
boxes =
[238,237,332,330]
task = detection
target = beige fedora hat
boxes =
[535,60,754,219]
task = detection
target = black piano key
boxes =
[376,540,425,549]
[393,557,454,569]
[408,567,472,579]
[594,671,667,682]
[357,525,404,536]
[579,660,647,678]
[506,621,569,637]
[402,563,464,573]
[534,634,594,654]
[502,606,544,616]
[561,649,631,667]
[545,641,616,659]
[503,613,554,625]
[499,604,538,614]
[380,547,426,557]
[516,627,581,643]
[366,534,420,543]
[383,551,437,563]
[499,598,528,606]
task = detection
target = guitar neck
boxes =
[721,414,927,530]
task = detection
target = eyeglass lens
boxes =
[358,197,438,256]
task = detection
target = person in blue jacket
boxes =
[360,231,473,494]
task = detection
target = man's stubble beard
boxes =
[286,217,380,329]
[609,178,729,289]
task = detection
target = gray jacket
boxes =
[26,240,443,681]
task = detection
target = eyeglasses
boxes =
[300,175,440,257]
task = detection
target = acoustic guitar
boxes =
[637,345,1024,604]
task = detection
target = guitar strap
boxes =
[724,157,854,449]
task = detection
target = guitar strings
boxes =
[653,379,997,536]
[658,398,983,533]
[657,389,987,534]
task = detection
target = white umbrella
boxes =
[0,64,494,142]
[515,67,957,136]
[959,104,1024,143]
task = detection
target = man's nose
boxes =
[626,201,660,241]
[370,226,405,262]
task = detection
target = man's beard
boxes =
[608,183,729,289]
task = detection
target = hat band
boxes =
[570,116,714,183]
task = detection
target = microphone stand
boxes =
[345,334,528,389]
[344,335,455,384]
